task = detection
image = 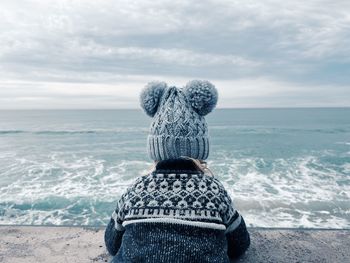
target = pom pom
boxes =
[140,81,167,117]
[183,80,218,116]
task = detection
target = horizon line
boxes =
[0,106,349,111]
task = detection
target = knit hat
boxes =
[140,80,218,161]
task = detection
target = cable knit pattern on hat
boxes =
[140,80,217,161]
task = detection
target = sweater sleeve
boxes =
[104,194,127,256]
[220,186,250,259]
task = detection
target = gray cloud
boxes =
[0,0,349,108]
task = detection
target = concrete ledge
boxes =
[0,226,349,263]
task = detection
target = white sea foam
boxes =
[0,150,349,228]
[342,163,350,174]
[0,128,149,135]
[335,141,350,146]
[0,150,154,225]
[210,153,350,228]
[0,152,151,202]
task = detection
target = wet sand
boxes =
[0,226,349,262]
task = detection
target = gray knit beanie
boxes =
[140,80,218,161]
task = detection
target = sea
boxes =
[0,108,349,228]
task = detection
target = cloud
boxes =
[1,77,348,109]
[0,0,349,108]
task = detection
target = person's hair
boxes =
[149,156,214,177]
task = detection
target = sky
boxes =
[0,0,349,109]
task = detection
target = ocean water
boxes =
[0,108,349,229]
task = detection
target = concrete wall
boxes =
[0,226,349,263]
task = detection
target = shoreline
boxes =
[1,224,349,230]
[0,226,349,262]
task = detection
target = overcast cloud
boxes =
[0,0,349,109]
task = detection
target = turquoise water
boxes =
[0,108,349,228]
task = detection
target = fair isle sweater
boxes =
[104,158,250,263]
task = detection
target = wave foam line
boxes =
[0,128,148,135]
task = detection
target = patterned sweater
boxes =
[104,158,250,262]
